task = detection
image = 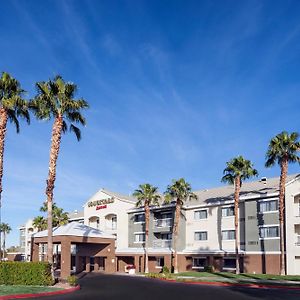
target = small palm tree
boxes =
[222,156,258,274]
[0,222,12,259]
[133,184,161,273]
[30,75,88,271]
[164,178,197,273]
[32,216,47,232]
[265,131,300,275]
[0,72,29,259]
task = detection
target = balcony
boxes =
[153,239,172,248]
[153,218,172,233]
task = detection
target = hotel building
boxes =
[27,174,300,278]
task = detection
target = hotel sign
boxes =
[88,197,115,209]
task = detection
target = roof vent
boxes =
[260,177,267,184]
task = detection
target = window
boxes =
[222,206,234,217]
[134,214,145,223]
[259,200,278,213]
[156,257,164,267]
[223,258,236,269]
[112,216,117,230]
[259,226,279,239]
[194,210,207,220]
[134,233,145,243]
[194,231,208,241]
[192,258,206,269]
[222,230,235,240]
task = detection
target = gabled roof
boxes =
[67,211,84,220]
[33,222,116,239]
[101,188,136,203]
[187,174,300,206]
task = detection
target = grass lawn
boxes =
[174,272,300,282]
[0,285,63,296]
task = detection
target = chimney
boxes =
[260,177,267,184]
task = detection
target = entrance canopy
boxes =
[31,222,116,278]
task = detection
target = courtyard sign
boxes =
[88,197,115,208]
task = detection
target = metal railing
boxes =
[154,218,172,227]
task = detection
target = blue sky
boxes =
[1,0,300,246]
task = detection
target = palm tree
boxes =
[164,178,197,273]
[32,216,47,232]
[30,75,88,270]
[0,222,12,259]
[40,202,69,227]
[0,72,29,259]
[133,184,161,273]
[265,131,300,275]
[221,156,258,274]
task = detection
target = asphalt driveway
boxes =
[26,273,300,300]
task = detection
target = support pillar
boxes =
[94,257,99,272]
[31,243,39,262]
[61,241,71,279]
[85,256,91,272]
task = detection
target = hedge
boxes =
[0,262,53,286]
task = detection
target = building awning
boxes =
[33,222,116,239]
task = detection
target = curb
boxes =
[0,285,80,300]
[157,278,300,291]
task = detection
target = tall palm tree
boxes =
[0,222,12,259]
[133,184,161,273]
[222,156,258,274]
[0,72,29,260]
[30,75,88,270]
[164,178,197,273]
[265,131,300,275]
[32,216,47,232]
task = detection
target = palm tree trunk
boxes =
[173,200,181,274]
[145,202,149,273]
[279,158,288,275]
[234,176,241,274]
[46,116,63,274]
[0,108,8,260]
[3,231,5,258]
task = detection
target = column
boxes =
[94,257,99,272]
[60,240,71,279]
[85,256,91,272]
[31,243,39,262]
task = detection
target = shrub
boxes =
[162,266,170,274]
[204,265,215,273]
[0,261,53,286]
[67,275,78,286]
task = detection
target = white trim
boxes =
[258,224,279,228]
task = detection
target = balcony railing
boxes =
[154,218,172,228]
[153,240,172,248]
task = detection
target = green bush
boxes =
[67,275,78,286]
[204,265,215,273]
[0,262,53,286]
[162,266,170,274]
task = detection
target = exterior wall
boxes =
[185,203,245,253]
[19,219,37,261]
[244,198,280,252]
[285,177,300,275]
[128,206,177,250]
[83,190,135,250]
[243,254,280,274]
